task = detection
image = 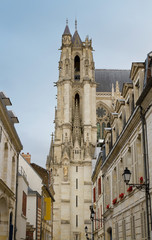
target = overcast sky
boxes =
[0,0,152,167]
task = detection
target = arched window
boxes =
[75,93,80,107]
[97,122,100,140]
[74,56,80,80]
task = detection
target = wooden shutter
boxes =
[22,191,27,216]
[98,177,101,196]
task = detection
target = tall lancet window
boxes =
[73,93,81,146]
[75,93,80,106]
[74,55,80,80]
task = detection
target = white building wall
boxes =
[16,174,28,240]
[19,154,42,194]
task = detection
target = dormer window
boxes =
[74,55,80,80]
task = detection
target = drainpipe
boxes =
[140,106,151,240]
[102,174,105,240]
[14,152,20,240]
[36,193,38,240]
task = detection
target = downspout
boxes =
[14,152,20,240]
[140,106,151,240]
[102,174,105,240]
[36,193,38,240]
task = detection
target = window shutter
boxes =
[98,177,101,196]
[22,191,27,217]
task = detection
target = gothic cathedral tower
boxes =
[46,21,97,240]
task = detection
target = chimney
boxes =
[21,152,31,164]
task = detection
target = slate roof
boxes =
[72,30,82,45]
[95,69,131,92]
[63,25,71,35]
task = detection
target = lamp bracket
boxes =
[127,183,148,190]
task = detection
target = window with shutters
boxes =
[131,215,136,239]
[22,191,27,217]
[122,219,126,240]
[98,177,101,196]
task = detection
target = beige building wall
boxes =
[0,92,22,240]
[92,56,152,240]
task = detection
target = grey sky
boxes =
[0,0,152,167]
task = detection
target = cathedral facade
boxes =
[46,22,131,240]
[46,22,97,240]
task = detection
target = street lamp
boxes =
[122,167,151,239]
[89,205,105,240]
[90,205,94,240]
[84,226,91,240]
[122,167,148,189]
[122,167,131,184]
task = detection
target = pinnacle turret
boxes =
[63,19,71,36]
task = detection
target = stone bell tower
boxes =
[46,20,97,240]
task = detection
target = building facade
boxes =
[18,153,43,240]
[92,53,152,240]
[0,92,22,240]
[31,163,55,240]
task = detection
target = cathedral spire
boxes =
[72,19,82,47]
[63,19,71,36]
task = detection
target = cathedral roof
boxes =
[95,69,131,92]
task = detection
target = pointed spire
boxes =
[46,133,54,168]
[72,19,82,47]
[63,19,71,36]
